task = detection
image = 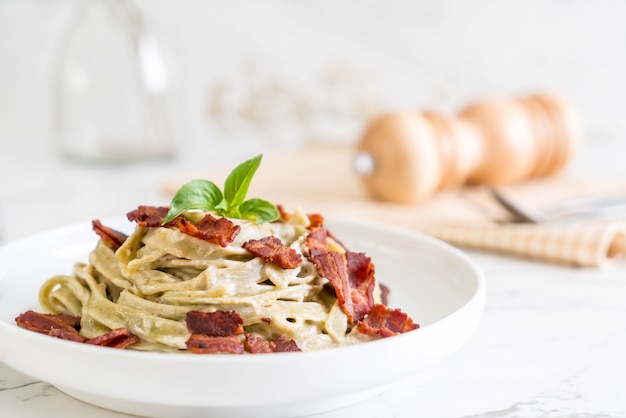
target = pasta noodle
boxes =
[38,208,387,352]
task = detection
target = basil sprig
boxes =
[162,154,279,225]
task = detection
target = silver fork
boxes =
[489,187,626,224]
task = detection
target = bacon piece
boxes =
[305,226,329,257]
[47,327,87,342]
[270,336,301,352]
[357,304,419,337]
[185,310,244,337]
[305,223,349,257]
[15,310,83,341]
[167,214,240,247]
[15,310,80,332]
[243,236,302,269]
[313,252,352,323]
[126,205,170,227]
[195,214,240,244]
[92,220,128,251]
[127,205,241,247]
[307,213,324,229]
[345,251,376,319]
[186,334,245,354]
[244,333,272,353]
[86,328,140,348]
[311,251,375,325]
[16,311,140,348]
[244,334,301,353]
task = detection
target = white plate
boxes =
[0,217,485,418]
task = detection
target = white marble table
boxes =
[1,137,626,418]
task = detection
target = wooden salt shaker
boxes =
[353,93,583,204]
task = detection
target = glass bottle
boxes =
[52,0,179,162]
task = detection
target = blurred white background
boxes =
[1,0,626,244]
[2,0,626,162]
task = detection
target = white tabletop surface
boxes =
[1,133,626,418]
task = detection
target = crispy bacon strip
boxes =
[305,218,348,254]
[244,334,301,354]
[47,327,87,342]
[357,304,418,337]
[313,252,358,321]
[307,213,324,229]
[270,336,301,352]
[305,226,329,257]
[126,205,170,227]
[127,205,241,247]
[244,333,272,353]
[186,334,245,354]
[16,311,140,348]
[92,220,128,251]
[195,214,241,245]
[346,251,376,318]
[311,251,375,325]
[167,214,240,247]
[243,236,302,269]
[185,310,244,337]
[15,310,84,342]
[86,328,140,348]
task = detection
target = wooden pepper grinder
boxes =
[353,92,583,204]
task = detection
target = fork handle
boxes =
[354,92,582,204]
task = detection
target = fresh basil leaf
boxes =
[162,179,223,224]
[162,154,278,225]
[239,198,280,224]
[223,154,262,209]
[214,197,229,213]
